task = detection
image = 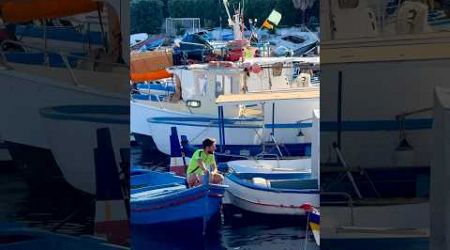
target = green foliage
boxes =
[274,0,302,26]
[241,0,276,27]
[131,0,319,34]
[130,0,164,34]
[167,0,224,28]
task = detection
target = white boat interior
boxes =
[228,158,312,174]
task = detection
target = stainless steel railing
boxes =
[321,191,355,226]
[0,39,127,86]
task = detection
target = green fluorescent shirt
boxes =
[187,149,216,175]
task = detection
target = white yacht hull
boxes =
[321,34,450,168]
[0,64,128,193]
[322,202,429,231]
[0,65,128,148]
[321,201,430,247]
[141,97,318,155]
[40,105,129,194]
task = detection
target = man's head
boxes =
[202,138,216,154]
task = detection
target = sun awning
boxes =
[130,50,174,82]
[216,88,319,104]
[1,0,101,23]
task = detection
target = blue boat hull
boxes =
[130,170,226,226]
[131,185,224,225]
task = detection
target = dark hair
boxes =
[202,138,216,148]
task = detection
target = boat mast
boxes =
[222,0,243,40]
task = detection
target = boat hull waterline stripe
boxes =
[322,118,433,131]
[148,117,312,129]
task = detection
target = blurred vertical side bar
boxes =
[321,0,450,249]
[0,0,130,248]
[431,87,450,250]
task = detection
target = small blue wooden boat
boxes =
[0,224,127,250]
[130,170,227,226]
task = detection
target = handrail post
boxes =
[321,192,355,226]
[61,54,79,86]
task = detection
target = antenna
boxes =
[222,0,233,26]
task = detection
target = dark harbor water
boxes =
[0,145,318,250]
[131,145,319,250]
[0,160,94,236]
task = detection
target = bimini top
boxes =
[130,50,173,82]
[1,0,101,23]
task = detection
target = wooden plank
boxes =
[322,32,450,64]
[216,88,319,104]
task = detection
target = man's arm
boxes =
[197,159,209,173]
[211,158,218,174]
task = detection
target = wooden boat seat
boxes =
[239,108,263,117]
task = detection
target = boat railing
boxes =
[321,191,355,226]
[394,106,432,146]
[297,117,313,125]
[395,107,433,121]
[133,89,166,109]
[0,39,127,86]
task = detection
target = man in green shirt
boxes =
[187,138,224,187]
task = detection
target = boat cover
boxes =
[130,50,173,82]
[1,0,100,23]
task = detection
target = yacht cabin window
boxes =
[197,74,208,96]
[215,74,239,97]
